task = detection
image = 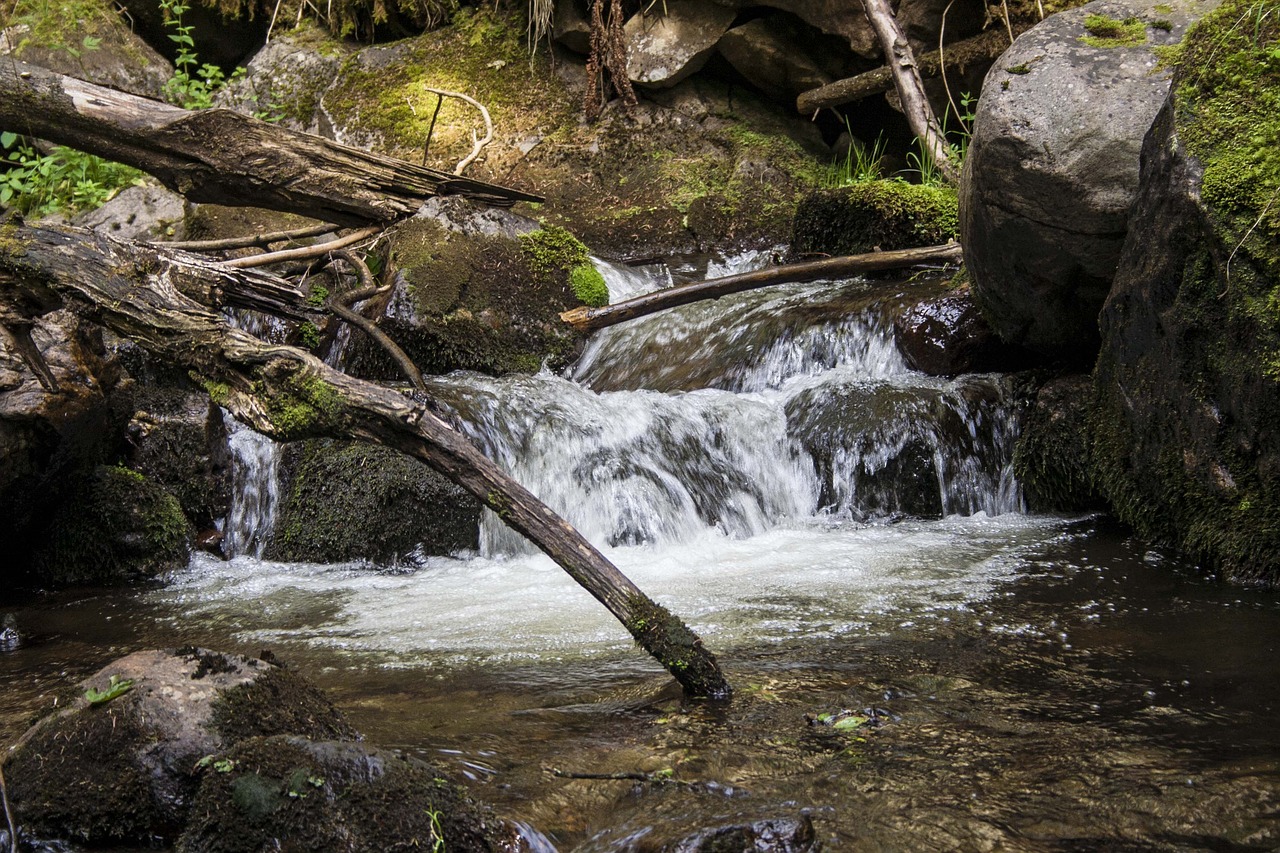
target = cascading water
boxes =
[221,412,281,559]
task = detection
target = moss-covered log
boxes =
[0,222,731,698]
[0,60,541,225]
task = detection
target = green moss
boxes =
[520,225,591,274]
[210,667,357,743]
[791,179,959,257]
[625,595,730,699]
[569,262,609,307]
[264,370,343,440]
[1080,14,1148,47]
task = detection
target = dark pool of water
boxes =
[2,518,1278,851]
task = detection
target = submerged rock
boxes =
[670,815,818,852]
[960,0,1212,362]
[5,649,355,847]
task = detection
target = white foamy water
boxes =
[221,413,281,559]
[156,513,1070,667]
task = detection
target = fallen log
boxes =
[860,0,958,184]
[0,223,730,699]
[0,60,542,226]
[560,243,963,332]
[797,28,1012,115]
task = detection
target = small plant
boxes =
[84,674,134,706]
[160,0,246,110]
[828,121,887,187]
[425,808,445,852]
[1,132,142,215]
[569,262,608,306]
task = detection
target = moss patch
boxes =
[1080,14,1148,47]
[29,464,191,586]
[791,180,959,257]
[210,666,358,743]
[626,595,730,699]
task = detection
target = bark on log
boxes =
[796,28,1011,115]
[0,223,730,699]
[0,61,541,225]
[859,0,959,185]
[560,243,963,332]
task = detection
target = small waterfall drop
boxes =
[221,413,282,558]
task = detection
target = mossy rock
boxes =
[1013,374,1105,512]
[267,439,480,564]
[177,736,501,852]
[27,464,191,586]
[342,213,587,379]
[6,649,355,847]
[790,180,959,258]
[1086,0,1280,584]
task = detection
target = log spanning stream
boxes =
[4,256,1280,850]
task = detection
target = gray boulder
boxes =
[959,0,1213,362]
[707,0,880,57]
[717,17,832,101]
[74,182,188,242]
[625,0,738,88]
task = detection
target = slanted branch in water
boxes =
[0,223,731,700]
[560,243,963,332]
[0,60,541,225]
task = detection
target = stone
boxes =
[74,182,188,242]
[671,816,818,852]
[1013,373,1101,512]
[959,0,1214,362]
[893,286,1034,376]
[553,0,593,54]
[266,439,481,565]
[624,0,737,88]
[5,648,356,847]
[707,0,880,57]
[0,0,172,98]
[716,17,832,102]
[218,27,354,134]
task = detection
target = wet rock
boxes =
[177,736,503,852]
[894,287,1033,376]
[5,649,356,847]
[267,439,481,565]
[0,613,20,652]
[670,815,818,852]
[790,180,958,258]
[959,0,1211,362]
[716,17,832,103]
[74,182,188,242]
[1090,64,1280,583]
[0,311,132,587]
[1014,373,1102,513]
[624,0,737,89]
[124,385,232,533]
[0,0,172,98]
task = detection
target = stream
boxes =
[2,256,1278,851]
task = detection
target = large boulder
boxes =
[5,649,356,847]
[716,17,833,102]
[960,0,1213,363]
[1088,0,1280,584]
[706,0,880,57]
[624,0,737,89]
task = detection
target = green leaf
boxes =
[0,132,16,148]
[832,715,870,731]
[82,35,102,50]
[85,674,135,706]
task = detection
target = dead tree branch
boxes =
[561,243,963,332]
[422,87,494,175]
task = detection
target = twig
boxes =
[423,87,493,175]
[158,223,336,252]
[423,92,444,166]
[939,0,962,134]
[1000,0,1015,43]
[0,321,59,392]
[1222,183,1280,295]
[224,226,381,269]
[0,761,18,853]
[324,251,422,390]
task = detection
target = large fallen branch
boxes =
[860,0,958,184]
[797,28,1011,115]
[0,223,730,699]
[0,61,541,225]
[560,243,963,332]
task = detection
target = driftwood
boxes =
[797,28,1011,115]
[0,223,731,699]
[0,60,541,226]
[560,243,963,332]
[859,0,958,184]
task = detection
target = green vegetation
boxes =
[160,0,246,109]
[1081,14,1148,47]
[85,674,135,706]
[519,224,590,274]
[1,133,142,215]
[827,130,887,186]
[569,262,608,306]
[792,180,959,257]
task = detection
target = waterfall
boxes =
[422,259,1023,559]
[221,412,282,559]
